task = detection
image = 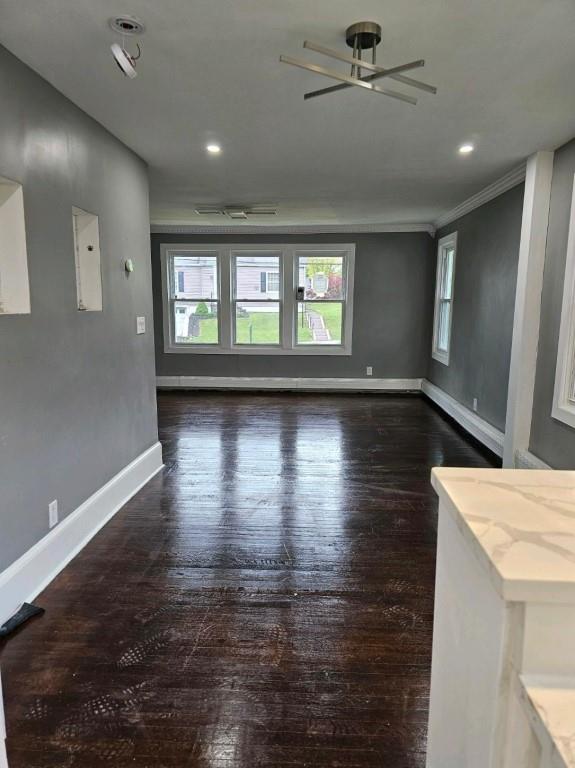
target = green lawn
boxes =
[178,304,342,345]
[236,311,280,344]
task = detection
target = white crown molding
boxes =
[0,442,163,627]
[157,375,422,391]
[421,379,504,457]
[150,222,436,236]
[435,163,527,230]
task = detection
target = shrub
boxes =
[195,301,210,316]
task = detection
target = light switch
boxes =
[136,316,146,334]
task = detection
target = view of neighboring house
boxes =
[172,253,343,345]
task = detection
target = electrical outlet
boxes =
[136,316,146,334]
[366,366,373,376]
[473,398,478,413]
[48,500,58,529]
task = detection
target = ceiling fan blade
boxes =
[303,41,424,78]
[387,73,437,94]
[279,55,417,105]
[305,65,437,100]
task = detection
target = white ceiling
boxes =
[1,0,575,228]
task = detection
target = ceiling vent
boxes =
[194,205,278,219]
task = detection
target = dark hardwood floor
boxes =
[1,392,496,767]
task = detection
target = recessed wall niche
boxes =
[0,176,31,315]
[72,207,102,311]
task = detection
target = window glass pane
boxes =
[297,254,344,300]
[172,253,218,299]
[437,301,451,351]
[174,301,219,344]
[296,302,342,345]
[235,302,280,344]
[233,253,281,300]
[569,332,575,403]
[441,249,455,299]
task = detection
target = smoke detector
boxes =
[109,16,145,78]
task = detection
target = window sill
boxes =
[432,349,450,366]
[165,344,352,356]
[551,401,575,430]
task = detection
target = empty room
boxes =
[1,2,575,767]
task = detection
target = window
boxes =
[161,244,355,355]
[552,174,575,429]
[266,271,280,294]
[432,233,457,365]
[72,207,102,311]
[296,253,345,345]
[168,252,219,345]
[233,252,281,345]
[0,176,30,315]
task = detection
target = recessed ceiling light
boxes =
[206,144,222,154]
[458,143,475,154]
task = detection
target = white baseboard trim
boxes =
[421,379,505,457]
[0,442,163,627]
[156,376,422,392]
[514,449,552,470]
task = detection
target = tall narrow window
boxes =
[432,233,457,365]
[72,207,102,312]
[233,252,281,345]
[295,253,345,345]
[0,177,30,315]
[169,252,219,345]
[552,174,575,429]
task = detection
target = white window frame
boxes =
[432,232,457,366]
[552,174,575,429]
[160,243,355,355]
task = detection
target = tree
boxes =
[195,301,210,316]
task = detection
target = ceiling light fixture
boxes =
[109,16,145,79]
[206,144,222,154]
[280,21,437,105]
[458,143,475,154]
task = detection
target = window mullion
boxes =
[219,250,232,350]
[283,249,295,350]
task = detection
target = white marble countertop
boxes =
[431,468,575,604]
[520,675,575,768]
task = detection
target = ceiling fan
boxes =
[280,21,437,105]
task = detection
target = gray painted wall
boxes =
[151,233,436,378]
[0,45,158,571]
[530,138,575,468]
[428,184,524,432]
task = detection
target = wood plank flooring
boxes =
[0,392,497,767]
